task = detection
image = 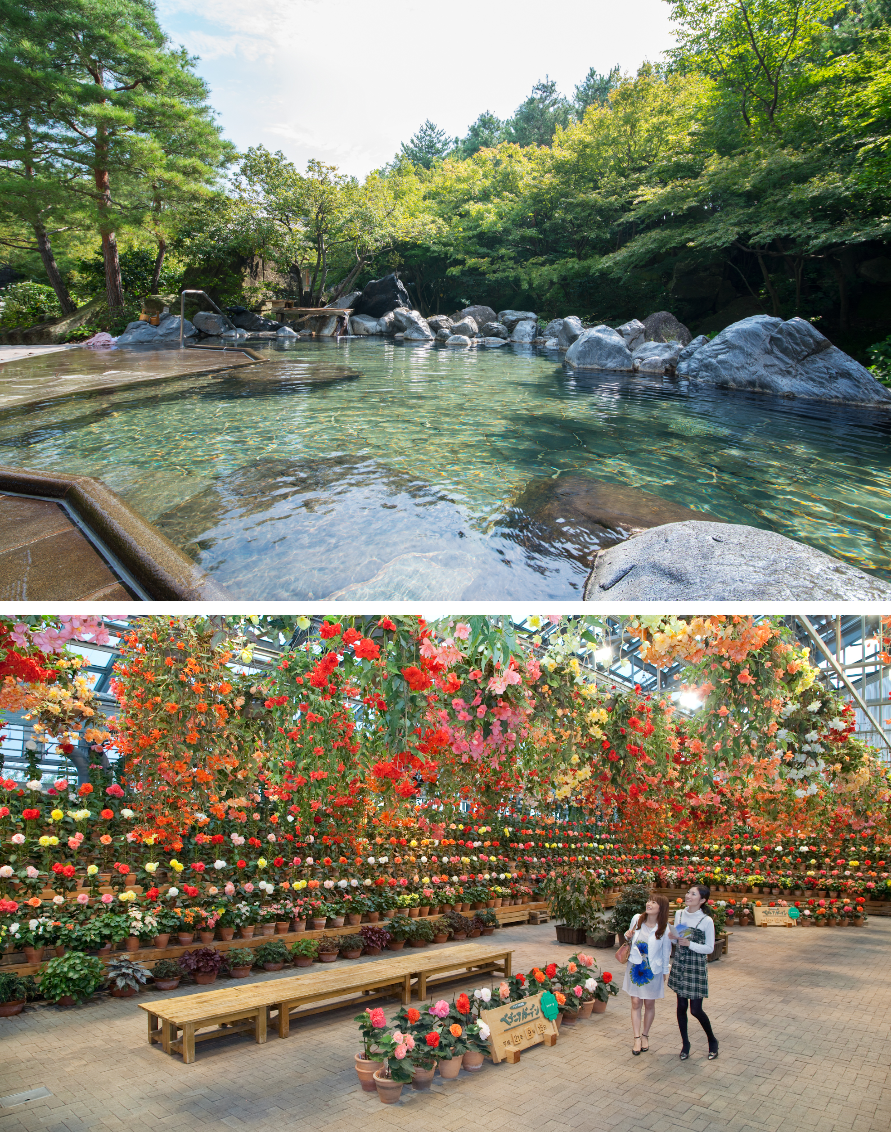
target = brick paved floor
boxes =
[1,919,889,1132]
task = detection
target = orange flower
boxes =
[219,682,232,695]
[27,896,42,907]
[407,1008,420,1023]
[165,703,178,713]
[450,1024,462,1037]
[532,968,545,984]
[100,834,113,845]
[567,962,577,973]
[555,992,566,1006]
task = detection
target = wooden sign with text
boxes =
[753,905,794,926]
[479,991,559,1064]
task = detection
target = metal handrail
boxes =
[179,289,237,348]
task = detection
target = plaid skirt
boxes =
[668,947,709,999]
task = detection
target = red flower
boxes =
[545,963,557,979]
[426,1032,440,1047]
[236,859,247,869]
[401,666,432,692]
[319,622,342,639]
[146,887,160,900]
[105,784,124,798]
[378,618,396,631]
[274,857,284,867]
[601,972,612,984]
[342,627,361,645]
[22,808,40,820]
[516,973,526,986]
[100,808,114,819]
[456,993,471,1015]
[353,638,380,660]
[406,1007,420,1023]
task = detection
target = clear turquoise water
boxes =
[0,338,889,599]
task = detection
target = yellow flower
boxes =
[257,857,267,868]
[144,862,158,873]
[50,809,63,821]
[87,864,99,876]
[169,859,184,872]
[38,835,52,847]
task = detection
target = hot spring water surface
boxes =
[0,338,888,599]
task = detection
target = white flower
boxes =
[806,701,821,712]
[305,857,314,866]
[338,879,348,889]
[0,866,12,878]
[420,856,428,863]
[144,862,158,873]
[378,856,388,864]
[121,808,135,819]
[323,879,335,889]
[350,879,359,887]
[363,879,372,886]
[167,887,179,897]
[194,812,207,822]
[478,988,491,1002]
[9,923,19,934]
[367,856,376,864]
[287,815,294,823]
[584,978,597,992]
[52,895,65,905]
[477,1022,490,1040]
[29,919,39,930]
[11,834,25,846]
[267,834,276,842]
[214,859,227,870]
[26,779,43,791]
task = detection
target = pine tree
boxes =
[454,111,507,158]
[505,78,571,147]
[399,120,452,169]
[572,65,622,117]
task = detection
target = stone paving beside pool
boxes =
[0,919,888,1132]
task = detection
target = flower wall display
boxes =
[0,614,888,956]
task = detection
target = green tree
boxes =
[399,119,452,168]
[454,111,507,158]
[572,64,622,117]
[0,0,231,312]
[506,77,572,146]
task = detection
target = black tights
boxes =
[676,995,716,1048]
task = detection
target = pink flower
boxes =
[11,834,25,845]
[429,999,450,1018]
[454,622,471,640]
[573,985,583,997]
[394,1044,407,1059]
[224,882,235,895]
[105,784,124,798]
[368,1007,386,1028]
[100,893,113,904]
[243,882,254,893]
[76,893,90,905]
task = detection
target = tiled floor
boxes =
[0,494,133,599]
[0,919,888,1132]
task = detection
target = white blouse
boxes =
[673,908,715,955]
[626,915,673,976]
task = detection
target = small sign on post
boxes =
[479,991,559,1064]
[753,905,794,926]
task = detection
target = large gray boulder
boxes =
[617,319,646,352]
[352,273,412,318]
[276,325,298,337]
[643,310,692,346]
[378,311,397,336]
[400,310,435,340]
[192,311,230,336]
[543,318,564,340]
[676,334,708,369]
[510,319,537,343]
[557,316,584,350]
[227,306,282,332]
[498,309,538,331]
[427,315,454,333]
[457,305,496,329]
[445,334,472,347]
[564,325,634,371]
[325,291,361,310]
[480,321,509,339]
[477,336,509,347]
[584,520,891,600]
[677,315,891,405]
[632,340,684,374]
[116,316,197,345]
[451,316,479,338]
[435,327,452,343]
[350,314,384,335]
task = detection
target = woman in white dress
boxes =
[622,894,672,1054]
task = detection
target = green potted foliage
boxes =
[339,933,365,958]
[430,917,451,944]
[386,916,413,948]
[255,938,289,970]
[477,909,498,934]
[105,957,152,997]
[226,948,255,978]
[316,935,342,962]
[39,952,105,1005]
[0,972,38,1016]
[543,869,603,944]
[290,938,318,967]
[371,1028,415,1103]
[150,959,183,990]
[607,884,652,939]
[407,918,434,947]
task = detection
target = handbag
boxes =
[615,914,641,964]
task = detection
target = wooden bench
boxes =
[140,942,512,1063]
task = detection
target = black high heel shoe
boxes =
[707,1041,719,1060]
[632,1036,642,1056]
[679,1044,691,1060]
[640,1033,649,1052]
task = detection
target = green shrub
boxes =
[339,934,365,951]
[607,884,652,937]
[289,938,318,959]
[39,953,104,1004]
[226,948,256,969]
[150,959,182,980]
[316,935,344,955]
[254,938,289,964]
[105,958,152,992]
[0,971,38,1003]
[0,281,61,330]
[867,335,891,387]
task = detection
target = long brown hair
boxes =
[634,895,670,939]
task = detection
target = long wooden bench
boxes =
[139,942,512,1063]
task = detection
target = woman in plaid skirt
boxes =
[668,884,719,1060]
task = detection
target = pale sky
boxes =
[156,0,676,177]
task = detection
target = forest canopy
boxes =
[2,0,891,354]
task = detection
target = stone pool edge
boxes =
[0,465,227,601]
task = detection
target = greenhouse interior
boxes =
[0,613,888,1129]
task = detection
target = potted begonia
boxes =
[316,935,342,962]
[178,946,224,985]
[353,1005,388,1091]
[339,934,364,959]
[255,938,289,970]
[105,957,152,997]
[592,970,618,1012]
[359,925,390,955]
[289,938,318,966]
[386,917,413,949]
[371,1027,415,1103]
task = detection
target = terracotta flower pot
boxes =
[259,924,275,936]
[482,927,495,936]
[592,999,608,1014]
[217,928,234,941]
[152,978,181,991]
[275,921,290,934]
[346,913,362,926]
[23,946,44,964]
[54,945,67,958]
[311,918,327,931]
[451,931,467,941]
[263,962,284,971]
[318,952,338,963]
[438,1056,462,1079]
[0,1000,25,1016]
[366,912,380,923]
[555,1015,562,1030]
[109,986,137,998]
[355,1054,384,1092]
[327,916,345,928]
[373,1070,403,1104]
[239,926,255,939]
[230,966,252,978]
[433,934,449,944]
[125,936,142,952]
[96,943,112,955]
[291,920,306,933]
[561,1012,578,1025]
[419,906,430,916]
[408,908,420,918]
[388,940,406,950]
[177,933,195,946]
[462,1051,485,1071]
[411,1066,435,1090]
[363,945,382,956]
[578,1000,595,1019]
[199,931,215,945]
[469,929,481,938]
[493,898,502,908]
[56,995,76,1006]
[153,934,171,948]
[341,949,362,959]
[293,956,313,967]
[193,972,218,985]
